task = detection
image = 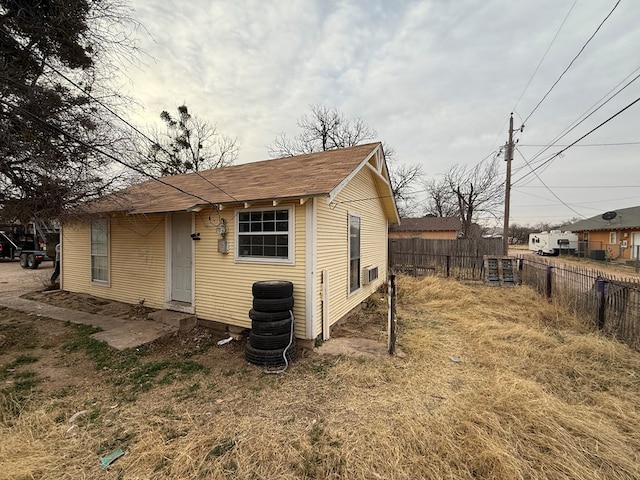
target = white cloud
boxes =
[120,0,640,224]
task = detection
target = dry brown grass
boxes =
[2,276,640,479]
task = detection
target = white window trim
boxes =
[348,212,361,295]
[234,205,295,265]
[90,218,110,286]
[610,232,616,244]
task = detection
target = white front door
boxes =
[171,213,192,303]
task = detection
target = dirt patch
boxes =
[0,307,105,397]
[318,290,395,357]
[0,259,53,293]
[329,292,387,342]
[23,290,155,320]
[24,285,394,358]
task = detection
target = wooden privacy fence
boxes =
[388,238,502,281]
[518,256,640,351]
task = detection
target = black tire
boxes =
[249,309,292,322]
[251,317,292,335]
[249,332,292,350]
[19,253,28,269]
[252,296,294,313]
[245,344,297,367]
[26,253,38,269]
[252,280,293,299]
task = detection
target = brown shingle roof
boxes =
[87,143,389,215]
[391,217,462,232]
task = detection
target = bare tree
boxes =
[0,0,141,222]
[269,105,376,157]
[269,105,422,213]
[509,223,534,245]
[388,160,423,217]
[143,104,238,176]
[426,158,504,237]
[422,177,458,217]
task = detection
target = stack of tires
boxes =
[245,280,297,367]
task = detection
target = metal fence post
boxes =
[596,279,606,330]
[546,265,552,299]
[388,274,397,355]
[518,258,523,284]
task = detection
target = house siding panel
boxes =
[194,202,307,338]
[315,166,388,338]
[579,229,638,260]
[61,215,166,308]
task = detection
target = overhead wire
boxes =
[511,0,577,114]
[0,98,223,208]
[513,94,640,186]
[0,23,239,206]
[519,141,640,147]
[516,185,640,189]
[513,64,640,178]
[522,0,622,125]
[513,148,584,218]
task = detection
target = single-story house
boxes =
[61,143,399,342]
[389,216,461,240]
[565,205,640,260]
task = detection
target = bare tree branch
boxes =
[443,158,504,238]
[141,104,239,176]
[268,105,421,213]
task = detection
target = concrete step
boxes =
[148,310,197,331]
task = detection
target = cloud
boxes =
[121,0,640,224]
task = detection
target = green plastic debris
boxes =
[100,448,125,469]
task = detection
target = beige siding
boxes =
[194,202,307,338]
[315,167,389,338]
[61,168,390,342]
[61,214,166,308]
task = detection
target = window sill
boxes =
[235,257,294,266]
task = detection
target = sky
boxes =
[119,0,640,227]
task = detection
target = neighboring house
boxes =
[389,216,461,240]
[61,143,399,342]
[565,205,640,261]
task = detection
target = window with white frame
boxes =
[349,214,361,293]
[91,219,109,283]
[610,232,616,244]
[236,207,293,262]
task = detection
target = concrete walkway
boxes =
[0,290,177,350]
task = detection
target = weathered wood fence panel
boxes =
[388,238,502,281]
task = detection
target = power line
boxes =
[0,98,223,208]
[516,185,640,189]
[511,0,577,113]
[522,0,621,125]
[519,141,640,147]
[515,189,640,207]
[0,24,239,204]
[513,94,640,185]
[513,148,584,218]
[45,63,240,203]
[514,65,640,178]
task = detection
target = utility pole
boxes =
[503,113,514,256]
